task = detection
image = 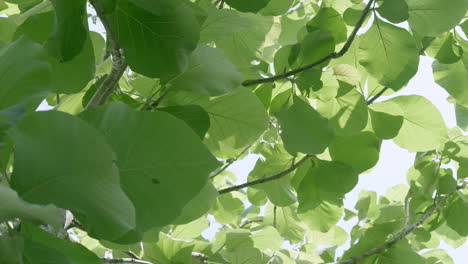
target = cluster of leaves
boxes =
[1,0,468,263]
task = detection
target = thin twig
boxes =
[86,0,127,109]
[209,144,253,179]
[239,219,263,228]
[217,155,312,194]
[101,258,154,264]
[142,90,169,111]
[332,191,457,264]
[366,87,389,105]
[241,0,375,87]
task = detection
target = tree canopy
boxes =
[1,0,468,263]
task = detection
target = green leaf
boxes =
[45,0,88,62]
[0,236,23,264]
[388,95,448,152]
[445,193,468,236]
[107,0,200,77]
[158,105,210,139]
[212,193,244,225]
[173,182,218,225]
[14,11,96,94]
[426,33,463,64]
[456,104,468,130]
[422,249,454,264]
[23,239,73,264]
[0,17,16,47]
[21,223,101,264]
[406,0,468,37]
[173,88,269,159]
[80,103,220,237]
[306,7,347,43]
[377,0,409,23]
[0,36,52,110]
[143,233,194,264]
[276,96,335,155]
[248,143,296,206]
[297,159,357,212]
[290,29,335,68]
[263,203,308,243]
[259,0,294,16]
[298,199,344,232]
[10,111,136,242]
[369,101,404,139]
[224,248,263,264]
[165,45,243,96]
[171,217,209,240]
[358,18,419,89]
[329,131,381,173]
[224,0,270,13]
[0,186,62,230]
[198,0,253,43]
[317,89,368,136]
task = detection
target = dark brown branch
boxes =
[332,193,453,264]
[86,0,127,109]
[241,0,375,87]
[218,155,312,194]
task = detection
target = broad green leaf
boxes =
[422,249,454,264]
[21,223,101,264]
[369,101,404,139]
[263,203,308,243]
[14,11,96,94]
[298,199,344,232]
[333,64,361,85]
[317,89,368,136]
[165,45,242,96]
[144,233,194,264]
[456,104,468,130]
[0,186,62,229]
[224,248,263,264]
[10,111,136,242]
[158,105,210,139]
[107,0,200,77]
[276,96,335,155]
[212,193,244,225]
[0,36,51,110]
[0,236,23,264]
[388,95,448,152]
[0,17,16,47]
[23,239,73,264]
[45,0,88,61]
[329,131,381,173]
[445,193,468,236]
[406,0,468,37]
[359,18,419,89]
[433,40,468,107]
[248,143,296,206]
[377,0,409,23]
[290,29,335,68]
[198,0,253,43]
[80,103,220,237]
[426,33,463,64]
[297,159,357,212]
[224,0,270,13]
[259,0,294,16]
[182,88,269,159]
[171,217,209,240]
[306,7,347,43]
[309,226,348,246]
[173,182,218,225]
[435,223,467,248]
[250,226,283,252]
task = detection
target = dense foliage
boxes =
[1,0,468,263]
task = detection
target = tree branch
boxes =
[241,0,375,87]
[366,87,389,105]
[101,258,154,264]
[86,0,127,109]
[209,144,253,179]
[332,192,454,264]
[217,155,312,194]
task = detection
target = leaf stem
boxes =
[241,0,375,87]
[217,155,312,194]
[100,258,154,264]
[209,144,253,179]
